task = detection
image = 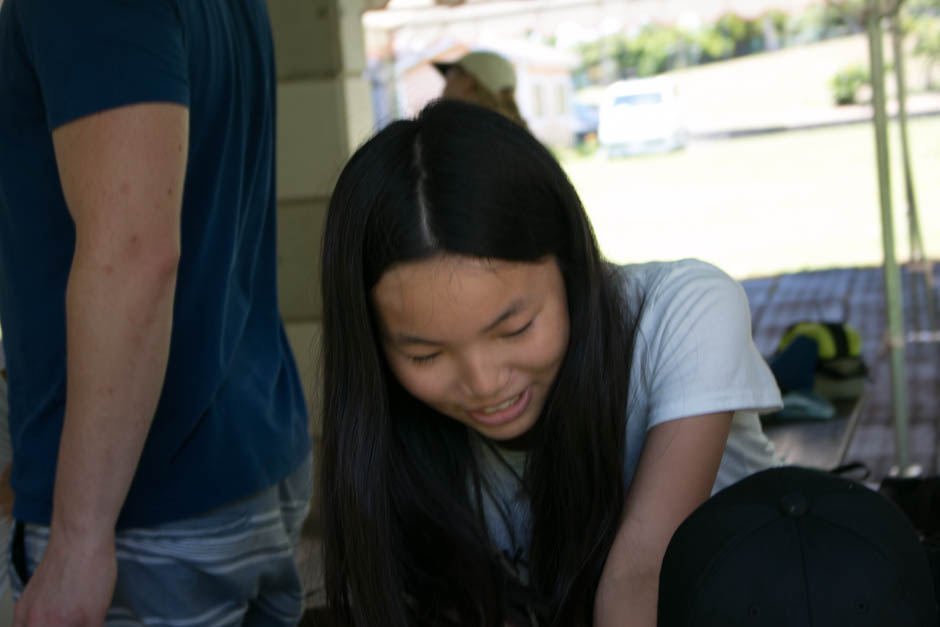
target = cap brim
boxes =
[432,62,455,76]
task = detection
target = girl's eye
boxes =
[504,320,533,338]
[408,353,440,365]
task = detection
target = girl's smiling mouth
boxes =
[469,387,531,426]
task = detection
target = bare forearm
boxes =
[595,575,658,627]
[594,519,660,627]
[594,413,733,627]
[53,243,178,540]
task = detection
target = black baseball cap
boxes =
[658,466,938,626]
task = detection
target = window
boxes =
[532,84,544,118]
[614,93,663,107]
[556,84,567,115]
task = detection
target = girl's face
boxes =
[372,255,570,441]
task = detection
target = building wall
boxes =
[517,66,575,146]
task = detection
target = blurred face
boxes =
[372,255,570,441]
[442,66,477,102]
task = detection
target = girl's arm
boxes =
[593,411,733,627]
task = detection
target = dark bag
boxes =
[878,477,940,610]
[879,476,940,540]
[828,465,940,607]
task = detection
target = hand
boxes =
[13,528,117,626]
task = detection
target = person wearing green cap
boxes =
[435,51,527,127]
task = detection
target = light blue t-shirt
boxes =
[473,259,783,571]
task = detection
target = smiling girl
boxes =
[319,100,782,627]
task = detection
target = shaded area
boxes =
[297,262,940,619]
[742,261,940,480]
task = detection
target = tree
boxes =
[913,17,940,88]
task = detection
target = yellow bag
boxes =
[778,321,868,400]
[778,321,862,361]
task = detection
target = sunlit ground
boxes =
[560,116,940,280]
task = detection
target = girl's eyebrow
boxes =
[393,299,527,346]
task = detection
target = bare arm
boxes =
[593,412,733,627]
[15,103,187,626]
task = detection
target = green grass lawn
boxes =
[560,116,940,280]
[567,33,940,280]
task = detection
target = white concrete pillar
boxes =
[268,0,376,443]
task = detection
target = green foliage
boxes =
[714,12,766,55]
[762,9,790,47]
[569,0,877,89]
[626,24,686,76]
[830,64,871,105]
[912,16,940,88]
[573,37,614,84]
[765,9,789,35]
[823,0,866,33]
[784,1,865,44]
[905,0,940,17]
[717,12,749,43]
[573,24,696,82]
[691,27,735,62]
[913,16,940,56]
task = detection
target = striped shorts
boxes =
[10,452,313,627]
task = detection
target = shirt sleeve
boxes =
[15,0,189,130]
[638,260,782,429]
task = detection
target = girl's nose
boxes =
[460,350,509,400]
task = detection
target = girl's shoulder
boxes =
[613,258,740,311]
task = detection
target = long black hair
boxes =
[320,100,636,626]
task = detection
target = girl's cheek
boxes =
[391,361,448,401]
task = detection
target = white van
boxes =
[598,76,688,157]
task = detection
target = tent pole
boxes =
[868,0,910,471]
[891,3,937,332]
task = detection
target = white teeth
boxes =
[482,394,520,414]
